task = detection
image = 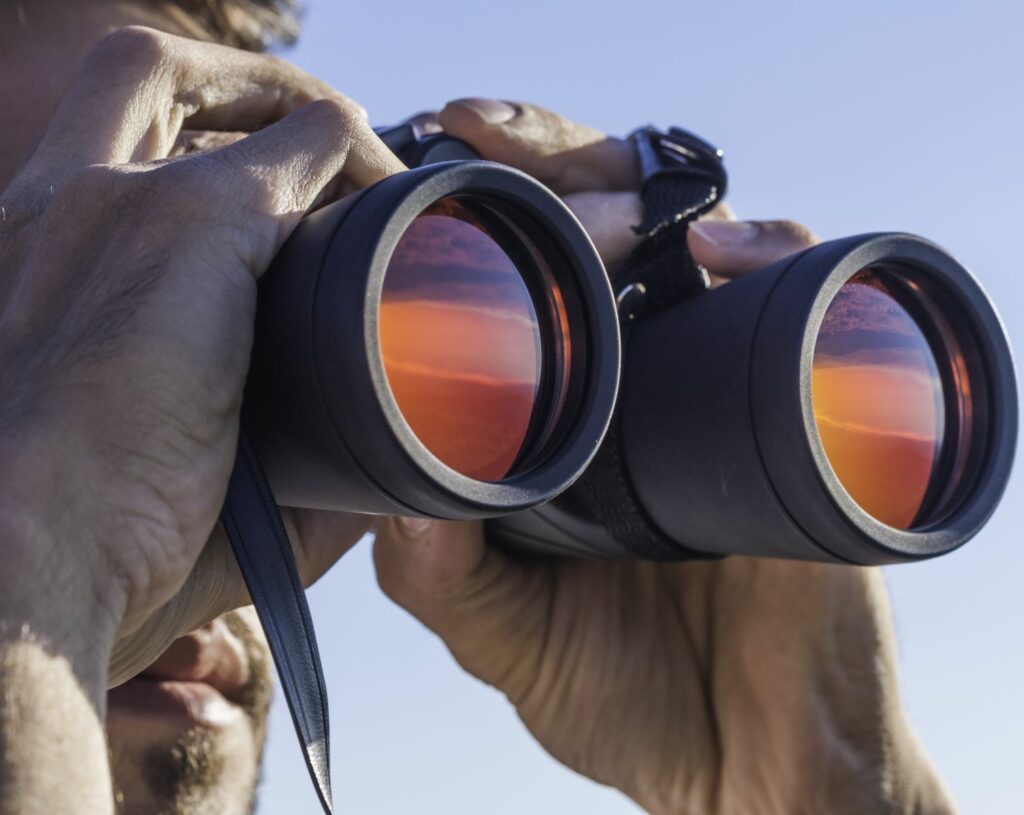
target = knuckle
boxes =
[47,165,162,244]
[300,97,364,137]
[56,164,183,233]
[87,25,172,75]
[57,163,122,205]
[258,51,292,74]
[136,162,208,215]
[766,219,819,248]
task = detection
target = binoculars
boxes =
[244,122,1017,566]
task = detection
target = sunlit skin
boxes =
[813,271,946,528]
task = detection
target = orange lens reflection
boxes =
[379,198,542,481]
[812,270,945,529]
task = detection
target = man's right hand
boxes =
[375,100,958,815]
[0,26,402,695]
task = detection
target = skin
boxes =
[0,3,957,813]
[0,3,394,812]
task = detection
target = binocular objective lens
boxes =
[379,197,546,482]
[812,267,960,530]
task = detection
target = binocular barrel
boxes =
[246,124,1017,566]
[488,233,1017,564]
[245,160,620,518]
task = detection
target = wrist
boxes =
[0,587,117,814]
[882,724,959,815]
[629,562,957,815]
[0,506,122,703]
[632,732,957,815]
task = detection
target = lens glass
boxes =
[812,269,947,529]
[379,198,544,481]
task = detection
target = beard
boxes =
[108,608,274,815]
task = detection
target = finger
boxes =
[170,129,249,157]
[400,111,443,136]
[438,98,638,194]
[687,219,819,281]
[172,98,402,263]
[215,506,374,614]
[560,196,731,276]
[374,518,553,692]
[283,508,374,589]
[108,530,240,686]
[7,26,378,209]
[563,190,644,271]
[108,507,371,686]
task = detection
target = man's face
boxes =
[106,608,273,815]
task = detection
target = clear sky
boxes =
[256,1,1023,812]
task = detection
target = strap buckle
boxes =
[612,125,727,320]
[629,125,728,238]
[631,125,727,197]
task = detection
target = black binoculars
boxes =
[243,121,1017,566]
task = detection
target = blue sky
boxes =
[256,1,1023,812]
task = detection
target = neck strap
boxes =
[220,429,334,814]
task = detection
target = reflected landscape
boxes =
[379,199,542,481]
[812,270,945,529]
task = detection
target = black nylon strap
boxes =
[615,126,727,320]
[613,220,710,317]
[220,430,334,815]
[575,126,728,560]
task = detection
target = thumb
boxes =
[373,517,553,694]
[437,98,637,194]
[687,219,819,280]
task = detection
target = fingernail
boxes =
[447,97,517,125]
[689,220,760,247]
[397,516,433,537]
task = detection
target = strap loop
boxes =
[611,126,727,323]
[577,126,729,560]
[629,125,728,237]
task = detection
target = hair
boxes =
[168,0,300,51]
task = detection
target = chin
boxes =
[106,608,272,815]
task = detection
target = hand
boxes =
[375,100,955,814]
[427,98,746,275]
[0,26,403,690]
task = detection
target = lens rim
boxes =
[752,233,1017,563]
[311,161,620,517]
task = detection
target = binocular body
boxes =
[246,159,620,519]
[244,125,1017,566]
[490,233,1017,564]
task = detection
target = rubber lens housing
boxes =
[488,233,1016,564]
[246,161,619,520]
